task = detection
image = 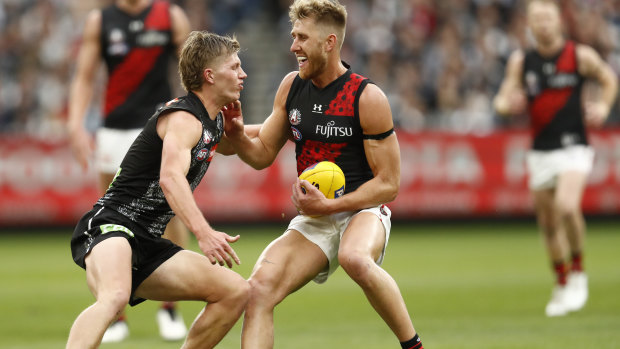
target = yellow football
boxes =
[299,161,345,199]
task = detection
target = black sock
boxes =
[400,334,423,349]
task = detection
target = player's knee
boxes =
[247,275,280,308]
[555,201,580,221]
[234,279,251,304]
[98,288,130,313]
[217,275,250,303]
[338,250,374,283]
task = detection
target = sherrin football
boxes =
[299,161,345,199]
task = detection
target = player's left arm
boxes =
[170,3,191,57]
[293,84,399,216]
[577,44,619,127]
[217,125,262,155]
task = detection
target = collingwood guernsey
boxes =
[98,92,223,236]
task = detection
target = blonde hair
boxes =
[526,0,560,10]
[289,0,347,48]
[179,31,240,92]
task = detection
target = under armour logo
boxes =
[313,104,322,113]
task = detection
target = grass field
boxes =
[0,220,619,349]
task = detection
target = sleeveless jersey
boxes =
[285,66,374,193]
[100,0,175,129]
[97,92,223,236]
[522,41,586,150]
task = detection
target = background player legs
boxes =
[338,212,418,344]
[533,172,589,317]
[97,172,189,342]
[555,171,589,311]
[158,216,190,340]
[533,189,568,265]
[555,172,588,259]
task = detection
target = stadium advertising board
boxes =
[1,129,620,226]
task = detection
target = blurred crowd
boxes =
[0,0,619,137]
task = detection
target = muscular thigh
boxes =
[340,211,386,262]
[250,230,327,298]
[85,236,133,298]
[556,171,588,209]
[135,250,245,303]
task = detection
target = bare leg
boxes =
[66,237,133,349]
[339,212,416,342]
[135,250,250,349]
[555,172,588,254]
[159,216,189,340]
[242,230,327,349]
[96,172,131,332]
[533,188,567,262]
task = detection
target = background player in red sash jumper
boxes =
[66,0,191,341]
[67,31,249,349]
[493,0,618,317]
[224,1,423,348]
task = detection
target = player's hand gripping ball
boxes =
[299,161,345,199]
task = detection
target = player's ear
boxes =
[325,33,337,52]
[204,68,215,84]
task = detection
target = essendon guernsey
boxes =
[100,0,174,129]
[285,64,375,193]
[522,41,586,150]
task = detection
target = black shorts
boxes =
[70,205,182,306]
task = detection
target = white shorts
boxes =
[95,127,142,174]
[526,145,594,190]
[287,205,392,284]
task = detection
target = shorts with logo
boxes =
[96,127,142,173]
[287,205,391,284]
[70,205,182,306]
[526,145,594,190]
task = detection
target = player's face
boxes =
[212,53,247,103]
[527,2,562,46]
[290,18,328,80]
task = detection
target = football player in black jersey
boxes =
[494,0,617,317]
[67,31,249,349]
[223,1,423,348]
[67,0,192,341]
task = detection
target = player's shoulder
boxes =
[574,43,601,62]
[359,82,388,106]
[276,71,299,95]
[574,43,605,76]
[82,8,103,37]
[283,71,299,85]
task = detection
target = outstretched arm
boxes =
[577,44,619,128]
[67,10,102,171]
[157,111,240,267]
[493,50,527,116]
[292,84,400,216]
[217,113,262,156]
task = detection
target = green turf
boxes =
[0,220,619,348]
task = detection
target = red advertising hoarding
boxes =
[1,129,620,226]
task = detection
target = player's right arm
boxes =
[67,9,102,171]
[169,3,191,57]
[158,111,240,267]
[493,50,527,116]
[222,72,296,169]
